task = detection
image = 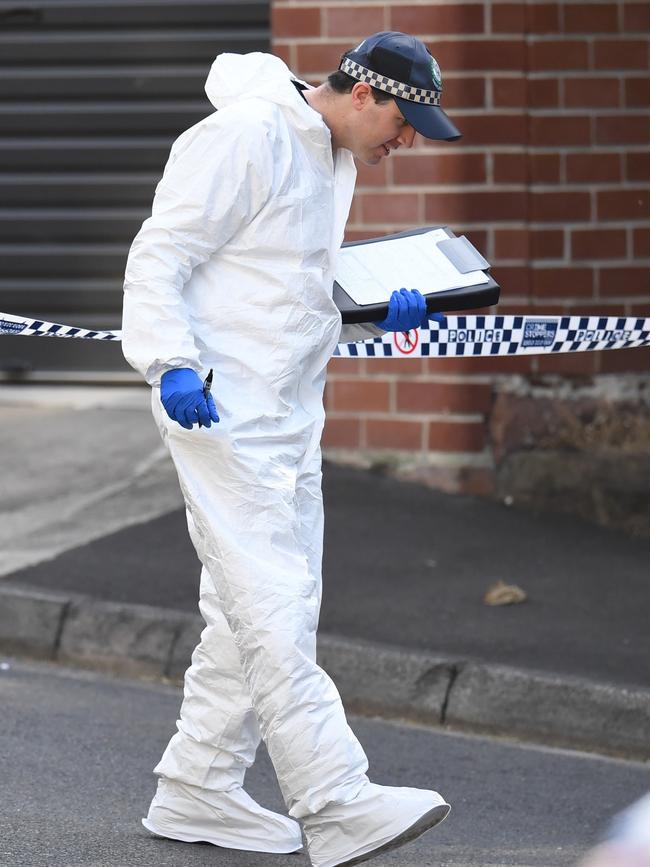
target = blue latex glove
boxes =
[375,288,445,331]
[160,368,219,430]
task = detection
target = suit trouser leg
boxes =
[153,547,262,791]
[154,405,369,821]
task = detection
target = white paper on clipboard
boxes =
[335,228,489,306]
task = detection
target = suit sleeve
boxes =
[121,111,274,385]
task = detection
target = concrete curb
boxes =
[0,583,199,680]
[1,582,648,761]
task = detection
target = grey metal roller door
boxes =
[0,0,269,381]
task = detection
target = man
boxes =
[122,31,460,867]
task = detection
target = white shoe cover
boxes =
[141,778,303,854]
[303,781,450,867]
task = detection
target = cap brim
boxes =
[396,97,461,142]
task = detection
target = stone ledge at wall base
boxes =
[1,583,648,762]
[324,371,650,537]
[325,445,650,537]
[495,450,650,538]
[490,374,650,537]
[323,449,497,498]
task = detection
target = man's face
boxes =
[346,84,417,166]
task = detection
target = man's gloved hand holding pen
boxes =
[160,368,219,430]
[375,288,445,332]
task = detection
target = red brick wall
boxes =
[271,1,650,500]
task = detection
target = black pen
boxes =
[198,368,213,428]
[203,368,213,400]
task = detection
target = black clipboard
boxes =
[333,226,500,325]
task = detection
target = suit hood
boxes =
[205,52,323,133]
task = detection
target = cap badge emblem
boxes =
[430,57,442,90]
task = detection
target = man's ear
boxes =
[350,81,373,111]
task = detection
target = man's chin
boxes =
[356,151,383,167]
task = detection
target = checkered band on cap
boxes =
[340,58,441,105]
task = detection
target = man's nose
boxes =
[390,126,415,148]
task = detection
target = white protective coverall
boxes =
[122,52,448,866]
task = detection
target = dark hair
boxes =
[327,69,393,103]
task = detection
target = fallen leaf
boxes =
[484,580,527,606]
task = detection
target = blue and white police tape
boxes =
[0,312,119,342]
[335,314,650,358]
[1,311,649,358]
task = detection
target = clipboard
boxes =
[333,226,500,324]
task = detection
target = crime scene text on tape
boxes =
[1,312,649,358]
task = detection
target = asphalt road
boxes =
[1,659,649,867]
